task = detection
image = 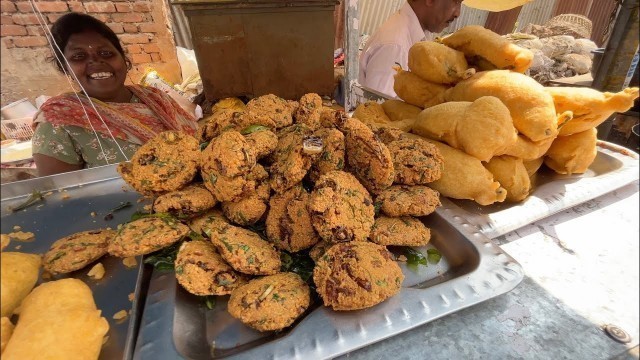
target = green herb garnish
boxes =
[240,124,269,135]
[426,248,442,264]
[11,190,44,212]
[204,295,216,310]
[104,201,132,220]
[403,247,428,271]
[143,241,182,270]
[280,251,315,282]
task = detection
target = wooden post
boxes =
[484,6,523,35]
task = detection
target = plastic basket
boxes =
[1,117,35,141]
[545,14,592,39]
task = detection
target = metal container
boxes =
[1,98,37,120]
[591,48,605,79]
[174,0,337,101]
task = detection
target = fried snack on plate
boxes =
[546,87,640,136]
[416,136,507,205]
[369,216,431,246]
[246,94,293,129]
[153,183,217,218]
[43,229,114,275]
[484,156,532,202]
[413,96,517,162]
[266,185,321,252]
[544,128,598,175]
[523,157,545,187]
[211,97,246,114]
[1,252,41,317]
[313,242,403,311]
[353,101,392,125]
[309,127,345,182]
[243,128,278,160]
[387,139,443,185]
[498,134,556,161]
[222,176,270,226]
[210,223,281,275]
[294,93,324,130]
[1,317,13,354]
[442,25,534,73]
[393,65,449,108]
[269,124,320,194]
[440,70,561,142]
[2,278,109,360]
[108,216,189,257]
[376,185,441,217]
[408,41,473,84]
[381,99,422,123]
[228,272,310,332]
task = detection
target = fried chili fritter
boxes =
[342,118,395,194]
[117,131,200,195]
[266,185,320,252]
[210,223,280,275]
[376,185,441,217]
[246,94,293,129]
[175,240,249,296]
[308,171,375,243]
[153,183,217,218]
[313,242,404,311]
[227,272,310,332]
[108,216,190,257]
[43,229,114,275]
[294,93,323,130]
[369,216,431,246]
[269,124,320,194]
[387,139,444,185]
[309,128,345,182]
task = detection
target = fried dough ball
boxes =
[153,183,217,218]
[369,216,431,246]
[117,131,200,195]
[175,240,249,296]
[308,171,375,243]
[108,216,190,257]
[342,118,395,194]
[294,93,323,130]
[210,223,280,275]
[246,94,293,129]
[387,139,443,185]
[43,229,114,275]
[376,185,441,217]
[313,242,404,311]
[227,272,310,332]
[266,185,320,252]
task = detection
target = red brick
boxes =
[138,23,160,33]
[91,14,112,23]
[1,1,16,13]
[142,43,160,53]
[68,1,84,13]
[13,36,48,47]
[47,14,64,24]
[1,24,26,36]
[32,1,68,12]
[123,24,137,33]
[26,25,45,36]
[84,2,116,13]
[106,22,124,34]
[132,2,151,12]
[126,44,142,54]
[15,2,31,12]
[111,13,143,23]
[119,33,150,44]
[131,52,151,64]
[115,3,132,12]
[1,15,13,25]
[3,38,14,48]
[12,14,42,26]
[150,52,161,62]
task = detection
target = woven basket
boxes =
[545,14,593,39]
[1,117,34,141]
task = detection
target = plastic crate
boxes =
[1,117,35,141]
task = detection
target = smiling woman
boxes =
[31,13,198,177]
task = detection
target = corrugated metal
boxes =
[170,5,194,50]
[514,0,558,31]
[358,0,404,35]
[441,5,489,34]
[589,0,618,45]
[553,0,593,16]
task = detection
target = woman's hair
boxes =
[49,12,131,73]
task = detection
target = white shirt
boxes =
[358,2,434,98]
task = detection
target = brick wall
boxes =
[0,0,181,106]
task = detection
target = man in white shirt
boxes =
[358,0,462,98]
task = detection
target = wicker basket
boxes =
[545,14,593,39]
[1,117,35,141]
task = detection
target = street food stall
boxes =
[1,0,638,359]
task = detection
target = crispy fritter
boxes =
[188,209,229,238]
[244,128,278,159]
[222,180,270,226]
[376,185,441,217]
[43,229,114,275]
[309,128,345,182]
[175,240,249,296]
[294,93,323,130]
[269,124,319,194]
[313,242,404,311]
[308,171,375,243]
[210,223,280,275]
[266,185,320,252]
[387,139,443,185]
[108,216,189,257]
[227,272,310,332]
[153,183,217,217]
[246,94,293,129]
[369,216,431,246]
[367,123,408,145]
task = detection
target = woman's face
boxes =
[63,31,128,102]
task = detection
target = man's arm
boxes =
[360,43,405,98]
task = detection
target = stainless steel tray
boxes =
[134,208,524,359]
[1,165,151,360]
[437,141,640,239]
